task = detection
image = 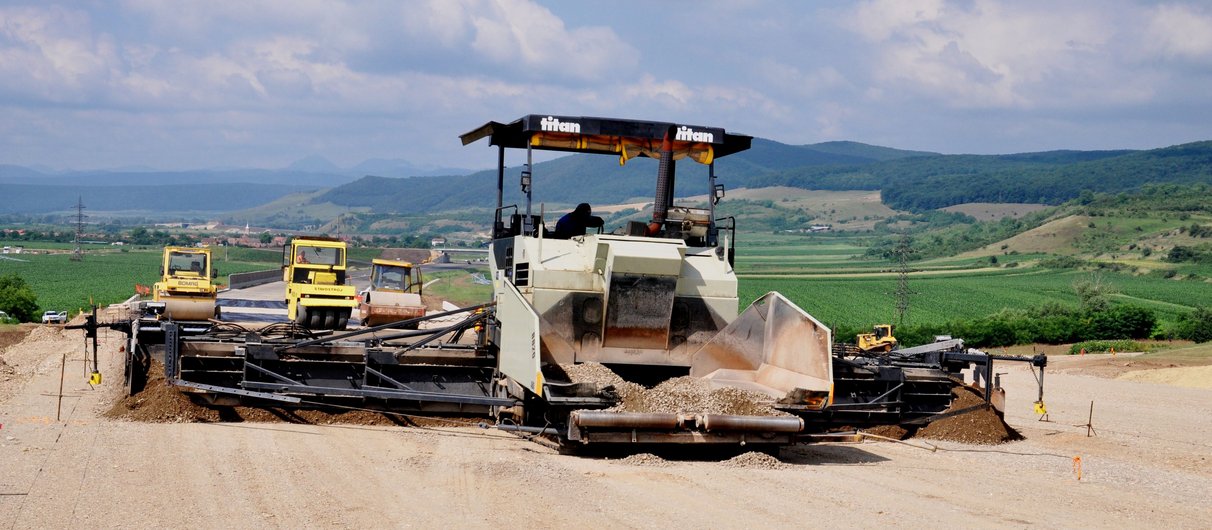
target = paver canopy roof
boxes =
[460,115,752,165]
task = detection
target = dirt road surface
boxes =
[2,325,1210,529]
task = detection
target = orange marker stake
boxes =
[1073,456,1082,481]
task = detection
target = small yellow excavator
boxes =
[152,246,219,321]
[856,324,897,352]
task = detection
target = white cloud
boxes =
[843,0,1142,109]
[401,0,472,48]
[1,1,1210,169]
[849,0,946,41]
[1144,3,1212,61]
[0,6,120,101]
[464,0,637,81]
[754,59,848,98]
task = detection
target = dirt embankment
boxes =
[0,324,35,351]
[105,362,464,427]
[0,326,34,380]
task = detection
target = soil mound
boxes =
[25,324,66,342]
[0,325,34,351]
[861,424,910,440]
[106,363,455,427]
[915,386,1021,445]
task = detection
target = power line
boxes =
[892,233,917,325]
[71,196,87,262]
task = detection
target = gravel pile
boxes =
[559,361,785,414]
[562,362,646,408]
[563,363,786,416]
[614,376,787,416]
[722,451,786,469]
[562,362,627,386]
[617,453,670,467]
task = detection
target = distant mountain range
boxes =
[315,139,939,216]
[316,139,1212,215]
[2,139,1211,220]
[283,155,474,178]
[0,156,477,215]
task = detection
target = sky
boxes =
[1,0,1210,172]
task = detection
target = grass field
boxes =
[739,269,1212,329]
[0,247,274,316]
[735,232,1212,331]
[940,202,1050,221]
[424,268,492,307]
[0,240,115,251]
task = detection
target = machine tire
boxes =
[322,310,336,330]
[295,307,309,325]
[336,310,349,330]
[309,310,324,330]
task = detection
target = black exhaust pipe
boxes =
[647,129,676,236]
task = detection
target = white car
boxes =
[41,310,68,324]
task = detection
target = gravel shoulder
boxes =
[3,325,1210,528]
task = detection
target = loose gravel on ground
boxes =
[563,362,785,416]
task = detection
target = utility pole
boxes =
[892,233,916,326]
[71,196,86,261]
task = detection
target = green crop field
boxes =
[739,268,1212,330]
[0,248,273,316]
[220,246,283,265]
[730,227,1212,333]
[0,240,114,251]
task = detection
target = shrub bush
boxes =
[1172,306,1212,343]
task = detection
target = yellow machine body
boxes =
[283,237,357,330]
[857,324,898,352]
[153,246,218,321]
[359,259,426,327]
